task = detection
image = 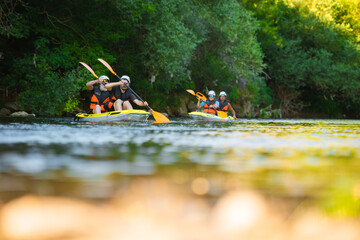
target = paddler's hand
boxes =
[143,101,149,106]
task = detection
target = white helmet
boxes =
[99,75,109,81]
[120,75,131,84]
[219,91,227,97]
[208,90,216,97]
[99,75,109,85]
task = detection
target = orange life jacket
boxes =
[218,100,229,113]
[203,99,217,115]
[90,86,114,112]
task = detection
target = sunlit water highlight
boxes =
[1,117,360,239]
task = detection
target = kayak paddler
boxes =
[197,90,219,115]
[105,75,148,111]
[218,91,237,118]
[86,75,114,114]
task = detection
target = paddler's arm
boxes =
[228,103,236,118]
[211,101,220,109]
[129,92,148,107]
[133,99,149,107]
[86,78,100,90]
[197,98,202,109]
[105,81,123,91]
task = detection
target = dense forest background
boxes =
[1,0,359,118]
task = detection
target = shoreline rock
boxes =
[10,111,36,117]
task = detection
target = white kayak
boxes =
[75,110,150,122]
[188,111,235,122]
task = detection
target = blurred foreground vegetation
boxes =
[1,0,360,117]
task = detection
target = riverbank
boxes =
[1,99,357,119]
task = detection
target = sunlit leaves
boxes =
[243,0,360,117]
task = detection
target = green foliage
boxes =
[228,88,241,103]
[1,0,267,116]
[246,78,273,107]
[141,0,204,80]
[188,0,266,111]
[64,97,79,114]
[190,53,235,91]
[3,0,360,118]
[5,38,96,115]
[243,0,360,117]
[272,109,280,118]
[18,67,85,116]
[0,0,30,38]
[260,109,270,118]
[304,92,342,118]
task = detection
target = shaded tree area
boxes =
[0,0,117,115]
[0,0,265,116]
[242,0,360,118]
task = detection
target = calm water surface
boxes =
[1,117,360,215]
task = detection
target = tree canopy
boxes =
[243,0,360,117]
[1,0,360,117]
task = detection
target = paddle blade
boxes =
[217,111,228,118]
[151,109,170,123]
[186,89,195,95]
[79,62,98,78]
[98,58,117,76]
[196,92,207,101]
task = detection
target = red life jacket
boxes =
[90,86,114,112]
[218,100,229,113]
[203,99,217,115]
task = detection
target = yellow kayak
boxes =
[75,110,150,122]
[188,111,235,122]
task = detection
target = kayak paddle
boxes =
[186,89,227,118]
[186,89,196,96]
[98,58,170,123]
[196,92,206,101]
[79,62,98,78]
[186,89,207,101]
[216,110,228,118]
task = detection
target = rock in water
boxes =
[10,111,36,117]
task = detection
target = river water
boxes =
[1,117,360,239]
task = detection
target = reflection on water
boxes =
[1,117,360,239]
